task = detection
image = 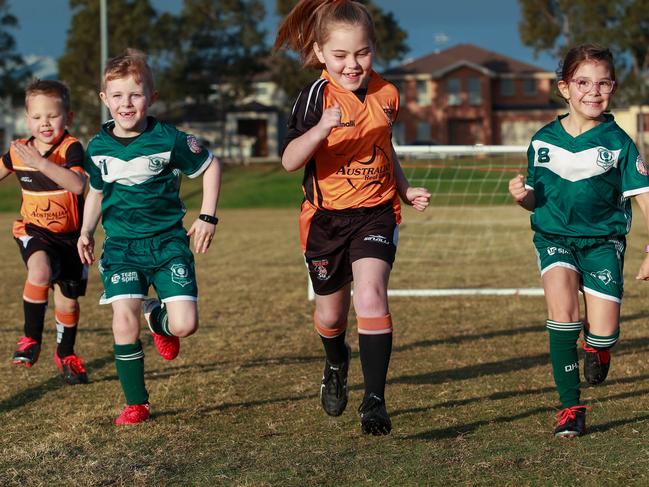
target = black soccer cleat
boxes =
[554,405,588,438]
[358,393,392,436]
[319,344,351,416]
[582,343,611,385]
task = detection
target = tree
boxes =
[155,0,268,107]
[273,0,409,101]
[0,0,23,100]
[59,0,160,135]
[518,0,649,151]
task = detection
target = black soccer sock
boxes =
[359,332,392,399]
[23,300,47,343]
[320,331,348,364]
[56,325,78,357]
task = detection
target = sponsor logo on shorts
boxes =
[546,246,569,256]
[637,154,649,176]
[312,259,330,281]
[20,176,32,183]
[110,271,139,284]
[186,135,203,154]
[364,234,390,245]
[170,263,192,287]
[596,147,617,170]
[590,269,615,286]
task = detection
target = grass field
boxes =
[3,163,649,485]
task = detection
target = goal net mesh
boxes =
[389,145,542,296]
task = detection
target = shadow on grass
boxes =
[0,353,116,413]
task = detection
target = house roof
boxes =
[384,43,553,78]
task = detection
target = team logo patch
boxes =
[186,135,202,154]
[382,106,395,127]
[170,263,192,287]
[312,259,330,281]
[148,156,167,172]
[590,269,615,286]
[637,154,649,176]
[596,147,616,170]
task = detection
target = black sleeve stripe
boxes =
[2,152,12,171]
[64,141,85,168]
[304,78,328,122]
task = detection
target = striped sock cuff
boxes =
[314,313,348,338]
[585,328,620,349]
[546,320,583,332]
[357,314,393,336]
[114,341,145,361]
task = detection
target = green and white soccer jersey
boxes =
[526,114,649,237]
[84,117,212,239]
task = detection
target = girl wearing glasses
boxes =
[509,44,649,438]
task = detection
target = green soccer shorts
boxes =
[98,226,198,304]
[533,233,625,303]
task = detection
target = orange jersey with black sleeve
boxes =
[3,132,85,237]
[283,70,400,216]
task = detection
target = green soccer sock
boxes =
[585,328,620,350]
[149,305,173,337]
[114,341,149,405]
[546,320,582,408]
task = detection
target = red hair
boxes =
[103,48,155,94]
[274,0,376,69]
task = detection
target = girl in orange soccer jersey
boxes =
[274,0,430,436]
[509,45,649,437]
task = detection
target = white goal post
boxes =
[307,144,545,300]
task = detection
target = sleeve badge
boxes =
[186,135,203,154]
[636,154,649,176]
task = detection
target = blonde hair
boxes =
[25,79,71,112]
[103,48,154,94]
[274,0,376,69]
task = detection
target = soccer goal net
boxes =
[388,144,543,297]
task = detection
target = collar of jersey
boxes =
[554,112,614,141]
[321,69,376,95]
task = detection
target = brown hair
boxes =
[559,44,616,82]
[103,48,154,94]
[274,0,376,69]
[25,79,71,112]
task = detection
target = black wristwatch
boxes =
[198,214,219,225]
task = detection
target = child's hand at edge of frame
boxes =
[77,233,95,265]
[187,218,216,254]
[508,174,530,203]
[636,253,649,280]
[405,187,431,212]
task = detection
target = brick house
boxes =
[383,44,561,145]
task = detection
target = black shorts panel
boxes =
[305,204,397,295]
[15,228,88,299]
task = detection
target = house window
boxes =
[416,80,429,105]
[416,121,431,142]
[468,77,481,105]
[523,78,537,95]
[447,78,461,106]
[500,78,514,97]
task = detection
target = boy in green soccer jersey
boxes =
[509,44,649,438]
[77,48,221,425]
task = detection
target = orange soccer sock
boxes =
[358,315,393,399]
[22,281,49,343]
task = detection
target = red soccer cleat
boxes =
[114,403,151,425]
[143,299,180,360]
[54,352,89,385]
[12,336,41,368]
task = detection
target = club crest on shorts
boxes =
[590,269,615,286]
[170,263,192,287]
[312,259,330,281]
[636,154,649,176]
[596,147,616,170]
[186,135,203,154]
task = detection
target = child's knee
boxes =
[169,317,198,337]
